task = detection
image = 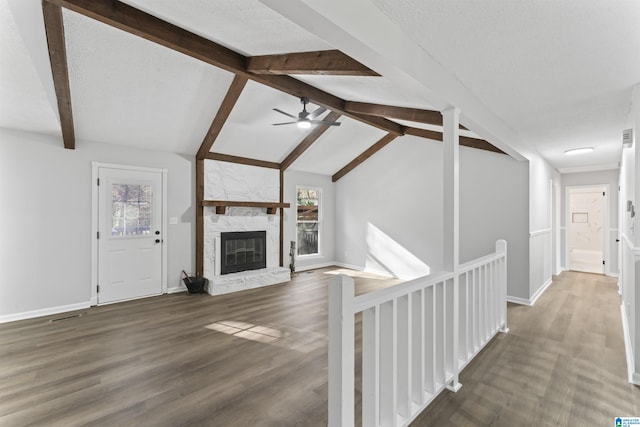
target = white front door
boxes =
[97,166,164,304]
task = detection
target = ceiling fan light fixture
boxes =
[297,121,311,129]
[564,147,594,156]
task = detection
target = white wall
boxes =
[528,154,559,302]
[283,170,335,271]
[459,147,529,300]
[334,135,530,297]
[335,136,443,279]
[0,128,194,321]
[620,83,640,382]
[561,169,619,275]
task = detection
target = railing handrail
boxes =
[459,250,504,274]
[353,270,455,313]
[352,247,507,314]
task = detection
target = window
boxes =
[111,183,152,236]
[296,187,320,256]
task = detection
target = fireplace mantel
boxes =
[202,200,290,215]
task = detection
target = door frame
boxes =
[565,184,610,275]
[91,162,168,305]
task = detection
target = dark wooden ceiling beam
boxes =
[345,101,468,130]
[45,0,404,137]
[280,112,342,171]
[332,133,398,182]
[42,2,75,149]
[405,127,504,154]
[196,75,247,160]
[459,136,505,154]
[205,152,281,170]
[247,50,379,76]
[404,127,443,141]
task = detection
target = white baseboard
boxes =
[167,286,187,294]
[530,277,553,306]
[507,277,553,306]
[620,303,640,385]
[506,295,532,306]
[0,301,91,324]
[296,262,335,272]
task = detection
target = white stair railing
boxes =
[328,240,508,427]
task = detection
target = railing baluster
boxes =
[424,285,435,395]
[380,300,396,427]
[362,306,379,427]
[397,295,410,420]
[411,290,424,405]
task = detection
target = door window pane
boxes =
[111,184,152,236]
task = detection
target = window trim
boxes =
[296,186,322,257]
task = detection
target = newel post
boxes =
[496,239,509,333]
[328,274,355,427]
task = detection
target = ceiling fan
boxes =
[272,97,341,129]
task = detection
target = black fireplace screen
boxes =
[220,231,266,275]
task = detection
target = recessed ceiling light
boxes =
[297,121,311,129]
[564,147,594,156]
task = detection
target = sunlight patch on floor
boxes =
[205,320,287,344]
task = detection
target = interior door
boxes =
[568,188,605,274]
[98,167,163,304]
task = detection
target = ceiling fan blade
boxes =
[272,121,298,126]
[273,108,297,119]
[309,119,341,126]
[308,106,327,120]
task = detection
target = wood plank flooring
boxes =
[0,269,637,426]
[410,271,640,426]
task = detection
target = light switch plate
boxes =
[169,217,178,225]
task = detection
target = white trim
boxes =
[167,286,187,294]
[506,295,532,306]
[296,261,336,272]
[620,303,639,385]
[530,277,553,306]
[506,277,553,306]
[91,162,168,305]
[620,232,640,256]
[0,302,91,324]
[529,228,552,238]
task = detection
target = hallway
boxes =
[411,271,640,426]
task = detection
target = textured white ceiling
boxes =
[0,0,59,136]
[63,8,236,154]
[371,0,640,170]
[120,0,331,56]
[3,0,638,174]
[291,116,387,174]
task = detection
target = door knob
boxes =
[155,239,160,243]
[155,230,160,235]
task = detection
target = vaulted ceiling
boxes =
[3,0,640,175]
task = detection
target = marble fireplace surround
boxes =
[203,161,290,295]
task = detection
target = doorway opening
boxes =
[566,185,608,275]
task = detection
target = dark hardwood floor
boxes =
[410,271,640,426]
[0,269,637,426]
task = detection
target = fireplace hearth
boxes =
[220,231,266,275]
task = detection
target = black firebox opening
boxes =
[220,231,266,275]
